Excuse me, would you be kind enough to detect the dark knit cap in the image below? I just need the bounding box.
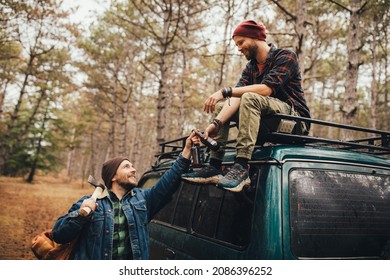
[101,156,128,188]
[232,20,267,41]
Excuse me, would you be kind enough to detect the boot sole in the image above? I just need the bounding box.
[182,175,222,184]
[220,177,251,192]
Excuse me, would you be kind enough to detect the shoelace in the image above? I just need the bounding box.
[224,166,244,180]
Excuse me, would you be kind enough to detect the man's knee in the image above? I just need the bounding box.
[240,92,268,110]
[241,92,263,101]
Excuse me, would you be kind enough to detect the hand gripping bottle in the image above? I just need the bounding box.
[193,129,220,151]
[190,145,202,167]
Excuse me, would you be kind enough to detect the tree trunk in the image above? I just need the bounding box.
[26,107,49,183]
[88,129,97,179]
[81,148,91,189]
[270,0,307,79]
[317,81,326,137]
[295,0,307,80]
[341,0,363,139]
[217,0,233,88]
[178,48,187,137]
[118,95,130,156]
[156,2,181,145]
[7,55,34,133]
[108,84,118,158]
[157,57,169,145]
[66,128,77,182]
[370,22,378,129]
[131,116,142,166]
[383,22,389,131]
[0,79,9,113]
[328,79,339,140]
[19,89,46,141]
[156,5,172,145]
[0,55,34,172]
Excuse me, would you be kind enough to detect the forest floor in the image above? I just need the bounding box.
[0,175,91,260]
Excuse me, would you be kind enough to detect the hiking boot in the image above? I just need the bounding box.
[181,165,222,184]
[217,163,250,192]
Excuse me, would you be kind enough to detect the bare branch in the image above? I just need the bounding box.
[328,0,352,13]
[139,61,160,81]
[269,0,297,20]
[357,1,370,14]
[269,0,313,26]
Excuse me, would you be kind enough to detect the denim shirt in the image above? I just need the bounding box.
[52,154,190,260]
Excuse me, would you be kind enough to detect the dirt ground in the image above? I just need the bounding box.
[0,175,91,260]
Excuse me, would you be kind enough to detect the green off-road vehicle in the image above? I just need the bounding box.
[138,114,390,259]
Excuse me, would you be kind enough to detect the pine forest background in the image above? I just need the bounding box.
[0,0,389,184]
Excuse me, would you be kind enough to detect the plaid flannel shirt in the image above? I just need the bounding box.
[236,43,311,120]
[109,191,133,260]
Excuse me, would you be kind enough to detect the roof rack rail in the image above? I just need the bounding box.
[154,114,390,166]
[265,114,390,155]
[152,136,188,167]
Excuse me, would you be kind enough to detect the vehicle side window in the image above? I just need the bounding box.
[173,183,197,228]
[192,185,223,237]
[153,182,197,228]
[139,175,176,224]
[289,169,390,258]
[192,167,257,247]
[152,166,258,247]
[217,190,254,246]
[153,183,180,224]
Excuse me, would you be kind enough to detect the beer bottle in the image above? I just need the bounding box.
[193,129,220,151]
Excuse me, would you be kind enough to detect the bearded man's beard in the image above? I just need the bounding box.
[245,44,258,61]
[117,180,137,191]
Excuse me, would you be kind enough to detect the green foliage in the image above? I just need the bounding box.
[2,124,59,177]
[0,0,77,181]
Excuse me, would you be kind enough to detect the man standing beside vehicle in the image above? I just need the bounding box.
[52,132,198,260]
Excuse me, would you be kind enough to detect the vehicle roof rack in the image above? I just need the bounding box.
[154,114,390,166]
[265,114,390,155]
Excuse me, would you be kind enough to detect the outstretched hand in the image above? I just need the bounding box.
[182,131,199,159]
[204,123,219,139]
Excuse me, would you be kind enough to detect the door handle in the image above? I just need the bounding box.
[165,248,176,260]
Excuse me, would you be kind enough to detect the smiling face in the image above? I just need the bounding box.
[113,160,138,190]
[233,35,259,61]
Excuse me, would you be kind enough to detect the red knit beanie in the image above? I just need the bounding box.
[101,156,129,188]
[232,20,267,41]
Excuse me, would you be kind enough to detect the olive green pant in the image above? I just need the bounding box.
[211,92,302,161]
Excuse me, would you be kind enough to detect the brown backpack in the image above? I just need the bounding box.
[31,229,78,260]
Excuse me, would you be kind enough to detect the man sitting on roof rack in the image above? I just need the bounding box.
[182,20,311,192]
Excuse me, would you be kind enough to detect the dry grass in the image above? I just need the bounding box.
[0,175,92,260]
